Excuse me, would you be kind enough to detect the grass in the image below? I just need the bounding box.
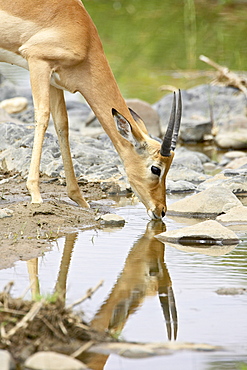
[83,0,247,103]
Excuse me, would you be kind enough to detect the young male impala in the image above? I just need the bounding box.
[0,0,181,220]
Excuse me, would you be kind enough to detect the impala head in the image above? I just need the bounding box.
[113,90,182,220]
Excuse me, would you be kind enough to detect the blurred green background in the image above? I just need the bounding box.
[83,0,247,103]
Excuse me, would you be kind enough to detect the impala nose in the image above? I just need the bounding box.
[148,208,166,220]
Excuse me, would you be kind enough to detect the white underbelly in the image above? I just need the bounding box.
[0,48,29,70]
[0,48,65,91]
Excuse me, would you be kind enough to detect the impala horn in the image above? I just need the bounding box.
[160,89,182,157]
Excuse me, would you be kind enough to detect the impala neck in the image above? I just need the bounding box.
[74,37,141,162]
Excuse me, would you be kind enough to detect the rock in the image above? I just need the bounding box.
[167,167,210,183]
[97,213,125,227]
[24,351,87,370]
[156,220,239,245]
[216,287,247,295]
[163,241,237,256]
[197,171,247,194]
[0,208,13,218]
[179,118,212,142]
[126,98,161,137]
[154,85,246,143]
[0,97,28,114]
[216,205,247,224]
[225,156,247,169]
[167,186,242,217]
[215,128,247,149]
[166,180,196,193]
[0,350,15,370]
[224,150,247,160]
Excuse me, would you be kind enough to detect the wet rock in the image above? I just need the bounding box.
[164,241,237,256]
[24,351,86,370]
[0,350,15,370]
[0,208,13,219]
[167,186,242,217]
[0,97,28,114]
[156,220,239,245]
[216,205,247,224]
[97,213,125,227]
[216,287,247,295]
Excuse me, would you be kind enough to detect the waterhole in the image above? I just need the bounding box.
[0,197,247,369]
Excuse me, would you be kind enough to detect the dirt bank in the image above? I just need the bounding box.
[0,170,107,269]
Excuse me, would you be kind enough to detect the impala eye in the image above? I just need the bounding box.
[151,166,161,177]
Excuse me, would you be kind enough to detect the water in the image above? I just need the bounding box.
[1,197,247,369]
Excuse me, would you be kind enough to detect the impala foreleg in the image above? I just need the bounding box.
[26,59,52,204]
[50,86,89,208]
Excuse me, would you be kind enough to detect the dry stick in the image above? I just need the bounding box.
[68,280,104,310]
[71,340,95,358]
[199,54,247,98]
[2,300,44,340]
[41,317,68,342]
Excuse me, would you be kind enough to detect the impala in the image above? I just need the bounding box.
[0,0,181,219]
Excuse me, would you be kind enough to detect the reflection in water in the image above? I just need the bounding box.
[26,222,177,369]
[27,223,177,340]
[90,220,177,341]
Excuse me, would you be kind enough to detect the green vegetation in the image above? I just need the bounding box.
[83,0,247,102]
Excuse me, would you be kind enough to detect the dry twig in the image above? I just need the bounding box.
[199,54,247,98]
[68,280,104,310]
[1,300,44,340]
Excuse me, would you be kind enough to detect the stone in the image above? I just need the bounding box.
[97,213,125,227]
[179,118,212,142]
[216,205,247,224]
[166,180,196,193]
[167,167,210,183]
[0,97,28,114]
[156,220,239,245]
[215,129,247,149]
[167,186,242,217]
[224,150,247,160]
[0,208,13,218]
[225,156,247,169]
[0,350,15,370]
[197,172,247,194]
[154,85,246,143]
[216,287,247,295]
[163,241,237,256]
[24,351,87,370]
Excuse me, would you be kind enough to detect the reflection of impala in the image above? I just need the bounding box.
[0,0,181,219]
[91,221,178,341]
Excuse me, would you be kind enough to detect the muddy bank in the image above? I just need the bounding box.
[0,170,109,270]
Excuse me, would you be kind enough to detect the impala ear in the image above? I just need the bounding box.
[128,107,149,135]
[112,108,137,146]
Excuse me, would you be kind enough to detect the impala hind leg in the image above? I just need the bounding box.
[50,86,89,208]
[26,59,52,204]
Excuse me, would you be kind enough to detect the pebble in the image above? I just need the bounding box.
[0,97,28,114]
[0,208,14,219]
[24,351,87,370]
[97,213,126,227]
[0,350,15,370]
